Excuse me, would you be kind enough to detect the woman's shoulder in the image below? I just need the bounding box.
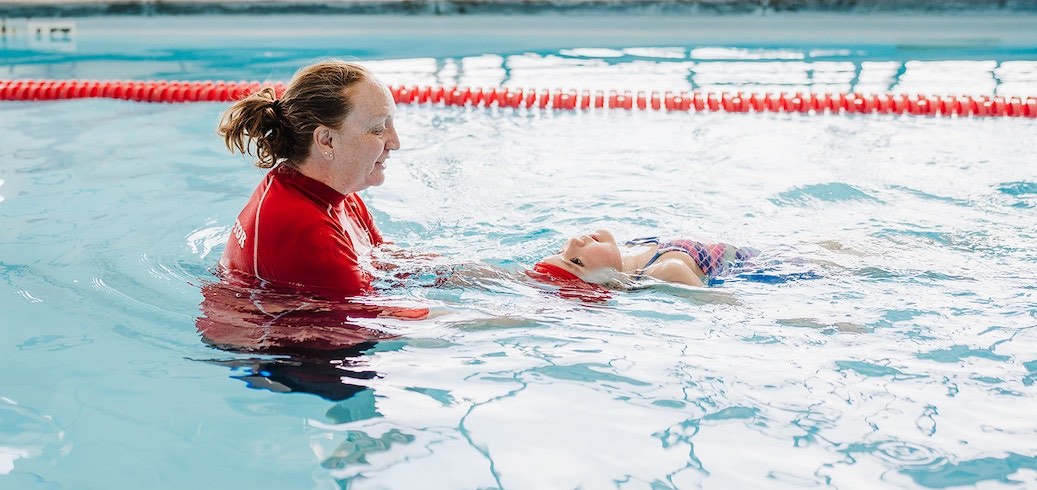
[243,186,343,256]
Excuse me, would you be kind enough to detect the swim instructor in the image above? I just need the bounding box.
[216,60,400,297]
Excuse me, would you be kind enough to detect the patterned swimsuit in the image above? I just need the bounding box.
[628,238,759,279]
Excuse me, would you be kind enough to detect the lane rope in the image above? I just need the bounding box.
[1,79,1035,118]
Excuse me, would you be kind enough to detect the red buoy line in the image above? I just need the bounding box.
[1,79,1035,118]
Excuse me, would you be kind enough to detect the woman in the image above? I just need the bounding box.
[217,60,400,297]
[531,229,759,289]
[199,60,426,353]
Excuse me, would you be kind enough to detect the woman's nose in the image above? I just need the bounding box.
[386,125,401,151]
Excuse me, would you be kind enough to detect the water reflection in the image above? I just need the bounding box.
[196,280,397,354]
[202,345,378,404]
[194,278,411,414]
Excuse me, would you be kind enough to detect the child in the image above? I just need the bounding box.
[530,229,759,289]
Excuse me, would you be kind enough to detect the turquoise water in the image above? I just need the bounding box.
[3,14,1037,490]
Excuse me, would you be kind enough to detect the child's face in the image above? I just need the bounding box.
[543,229,623,282]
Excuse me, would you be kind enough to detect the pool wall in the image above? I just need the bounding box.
[2,0,1037,17]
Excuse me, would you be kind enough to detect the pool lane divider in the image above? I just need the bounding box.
[1,79,1035,118]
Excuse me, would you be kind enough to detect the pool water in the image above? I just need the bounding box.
[2,13,1037,490]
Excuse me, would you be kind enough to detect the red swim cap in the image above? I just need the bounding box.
[530,262,581,282]
[526,262,611,303]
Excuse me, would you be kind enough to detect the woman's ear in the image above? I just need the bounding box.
[310,126,336,160]
[314,126,333,147]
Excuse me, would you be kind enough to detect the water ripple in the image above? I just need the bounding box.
[916,345,1010,363]
[875,441,945,467]
[770,183,881,206]
[0,397,68,476]
[900,453,1037,488]
[997,181,1037,197]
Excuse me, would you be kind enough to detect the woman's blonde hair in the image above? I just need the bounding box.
[217,60,371,168]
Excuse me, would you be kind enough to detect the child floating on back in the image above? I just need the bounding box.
[530,229,759,289]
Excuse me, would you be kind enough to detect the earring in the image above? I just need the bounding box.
[324,151,332,158]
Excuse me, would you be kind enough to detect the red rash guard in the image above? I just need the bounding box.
[220,166,384,297]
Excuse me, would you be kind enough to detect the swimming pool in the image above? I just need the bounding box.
[2,12,1037,489]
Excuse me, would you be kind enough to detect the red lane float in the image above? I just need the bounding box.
[0,79,1034,118]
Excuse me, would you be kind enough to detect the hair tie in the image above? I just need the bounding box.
[270,99,283,117]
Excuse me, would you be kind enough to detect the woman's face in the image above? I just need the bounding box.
[324,78,401,194]
[543,229,623,282]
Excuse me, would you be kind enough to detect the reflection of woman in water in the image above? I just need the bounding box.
[205,341,378,404]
